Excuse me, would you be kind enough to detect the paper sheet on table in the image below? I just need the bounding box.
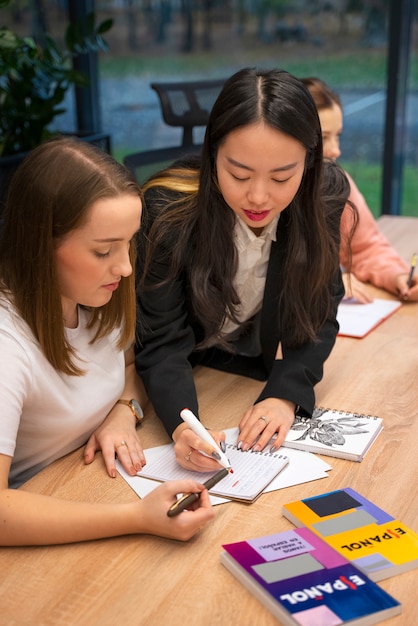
[116,428,331,505]
[337,298,401,338]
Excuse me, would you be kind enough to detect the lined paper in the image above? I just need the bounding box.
[136,442,289,501]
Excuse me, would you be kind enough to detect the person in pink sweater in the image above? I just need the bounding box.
[302,77,418,303]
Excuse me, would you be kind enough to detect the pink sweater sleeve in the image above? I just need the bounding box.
[339,172,409,294]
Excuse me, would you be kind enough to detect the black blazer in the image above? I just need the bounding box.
[135,188,344,437]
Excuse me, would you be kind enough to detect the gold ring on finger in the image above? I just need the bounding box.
[185,450,193,462]
[116,440,128,450]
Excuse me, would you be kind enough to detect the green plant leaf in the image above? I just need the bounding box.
[0,6,112,155]
[97,19,114,35]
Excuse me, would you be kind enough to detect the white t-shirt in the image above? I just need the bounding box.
[0,298,125,487]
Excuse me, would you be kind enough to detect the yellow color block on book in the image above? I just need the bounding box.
[283,487,418,582]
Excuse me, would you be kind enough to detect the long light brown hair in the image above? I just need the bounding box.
[300,76,342,112]
[0,137,141,375]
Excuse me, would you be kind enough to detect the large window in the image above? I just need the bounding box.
[2,0,417,215]
[404,2,418,216]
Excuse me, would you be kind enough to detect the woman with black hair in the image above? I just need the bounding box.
[135,67,351,473]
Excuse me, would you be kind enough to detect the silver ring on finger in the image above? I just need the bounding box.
[259,416,269,426]
[116,440,128,450]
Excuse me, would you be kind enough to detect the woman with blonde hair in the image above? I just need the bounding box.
[301,76,417,303]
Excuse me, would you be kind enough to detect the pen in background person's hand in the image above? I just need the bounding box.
[407,252,417,289]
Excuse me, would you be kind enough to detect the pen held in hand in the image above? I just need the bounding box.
[407,252,417,289]
[167,468,229,517]
[180,408,232,472]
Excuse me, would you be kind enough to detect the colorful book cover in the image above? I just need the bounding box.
[221,527,401,626]
[282,487,418,581]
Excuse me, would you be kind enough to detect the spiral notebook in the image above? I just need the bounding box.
[133,442,289,503]
[282,407,383,462]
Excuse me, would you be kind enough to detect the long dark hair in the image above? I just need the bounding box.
[141,68,344,347]
[0,137,141,374]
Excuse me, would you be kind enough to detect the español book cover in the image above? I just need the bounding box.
[282,487,418,581]
[221,526,400,625]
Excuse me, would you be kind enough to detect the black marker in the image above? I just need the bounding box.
[167,468,229,517]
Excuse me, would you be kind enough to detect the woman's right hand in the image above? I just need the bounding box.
[136,479,214,541]
[172,424,227,472]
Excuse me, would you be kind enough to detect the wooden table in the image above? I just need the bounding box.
[377,215,417,264]
[1,217,417,626]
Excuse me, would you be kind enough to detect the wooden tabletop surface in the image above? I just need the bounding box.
[1,216,417,626]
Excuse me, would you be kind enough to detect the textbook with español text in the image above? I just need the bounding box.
[221,527,401,626]
[282,487,418,582]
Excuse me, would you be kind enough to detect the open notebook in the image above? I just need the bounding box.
[133,442,289,503]
[116,430,332,506]
[337,298,402,338]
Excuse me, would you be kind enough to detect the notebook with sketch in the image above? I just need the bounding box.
[337,298,402,338]
[282,408,382,462]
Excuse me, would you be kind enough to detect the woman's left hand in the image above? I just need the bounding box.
[84,403,146,478]
[237,398,296,453]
